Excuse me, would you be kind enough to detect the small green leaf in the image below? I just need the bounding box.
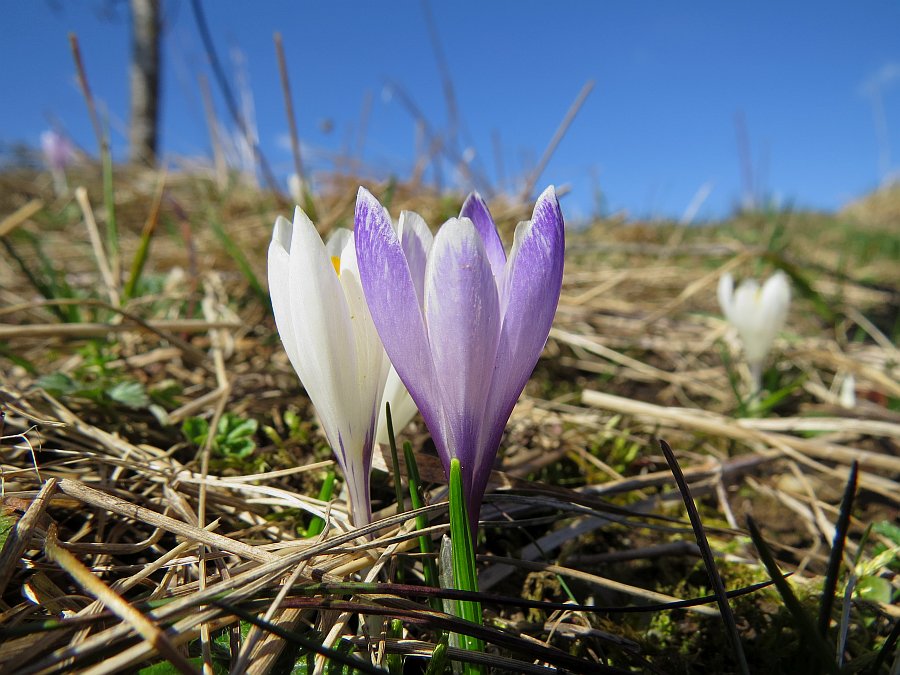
[873,520,900,545]
[0,511,17,549]
[37,373,77,395]
[107,380,150,409]
[182,417,210,446]
[855,546,900,578]
[855,576,894,604]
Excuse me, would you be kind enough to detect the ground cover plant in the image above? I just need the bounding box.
[0,152,898,673]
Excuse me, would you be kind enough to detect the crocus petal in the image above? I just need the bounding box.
[268,216,303,375]
[269,208,378,526]
[355,188,442,439]
[284,208,359,449]
[397,210,433,313]
[375,366,419,446]
[460,191,506,282]
[717,273,735,324]
[338,238,389,424]
[424,217,502,477]
[730,279,759,332]
[326,228,353,259]
[759,271,791,328]
[474,186,565,510]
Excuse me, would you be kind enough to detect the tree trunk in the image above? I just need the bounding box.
[129,0,161,165]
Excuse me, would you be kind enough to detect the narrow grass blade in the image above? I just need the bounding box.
[386,618,404,675]
[772,255,836,323]
[659,439,749,675]
[864,616,900,675]
[746,515,839,675]
[211,600,387,675]
[124,171,167,300]
[448,458,484,666]
[1,236,80,322]
[385,403,406,513]
[101,128,120,282]
[403,441,440,599]
[284,577,781,616]
[209,217,268,306]
[817,460,858,637]
[423,634,449,675]
[305,469,336,538]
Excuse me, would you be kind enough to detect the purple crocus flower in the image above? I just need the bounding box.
[40,130,74,172]
[41,130,75,196]
[355,186,565,530]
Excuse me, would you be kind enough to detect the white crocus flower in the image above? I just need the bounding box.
[717,270,791,394]
[268,207,413,527]
[839,374,856,409]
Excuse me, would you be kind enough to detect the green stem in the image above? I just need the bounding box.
[449,458,484,666]
[404,442,441,608]
[305,469,336,537]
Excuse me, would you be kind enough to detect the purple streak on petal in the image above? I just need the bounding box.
[354,188,444,453]
[424,218,501,480]
[338,430,373,527]
[470,186,565,521]
[460,191,506,283]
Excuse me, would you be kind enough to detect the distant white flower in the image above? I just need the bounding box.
[839,374,856,409]
[717,270,791,393]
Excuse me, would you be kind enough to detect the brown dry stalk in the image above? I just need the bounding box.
[44,523,198,675]
[0,477,58,596]
[57,479,277,564]
[581,389,900,482]
[0,198,43,238]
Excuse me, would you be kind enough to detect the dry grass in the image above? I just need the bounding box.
[0,162,898,673]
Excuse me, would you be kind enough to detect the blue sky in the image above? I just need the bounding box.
[3,1,900,222]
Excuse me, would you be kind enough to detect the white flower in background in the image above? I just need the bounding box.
[268,208,414,527]
[717,270,791,394]
[839,374,856,409]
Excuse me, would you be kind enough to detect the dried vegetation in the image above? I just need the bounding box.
[0,163,898,673]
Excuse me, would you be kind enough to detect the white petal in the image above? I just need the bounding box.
[326,227,353,259]
[397,210,433,313]
[268,215,302,375]
[717,273,735,324]
[759,271,791,330]
[375,366,418,446]
[339,235,389,423]
[285,207,359,454]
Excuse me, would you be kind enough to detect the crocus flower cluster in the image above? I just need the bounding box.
[355,186,565,529]
[267,207,414,527]
[717,270,791,393]
[269,187,565,533]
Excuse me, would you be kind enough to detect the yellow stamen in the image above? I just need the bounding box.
[331,256,341,276]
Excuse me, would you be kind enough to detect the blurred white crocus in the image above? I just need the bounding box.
[40,130,74,196]
[268,208,413,527]
[717,270,791,394]
[839,374,856,409]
